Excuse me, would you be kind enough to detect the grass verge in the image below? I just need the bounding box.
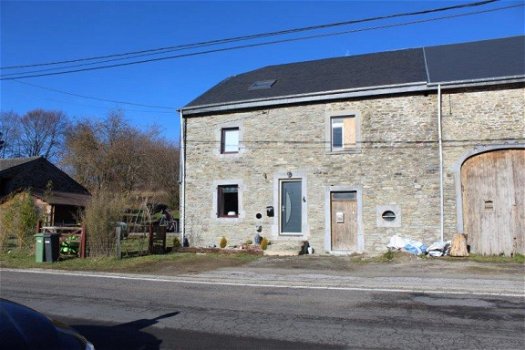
[0,249,260,274]
[376,250,525,264]
[467,253,524,264]
[1,249,522,275]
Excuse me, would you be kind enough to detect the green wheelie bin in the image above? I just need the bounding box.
[34,233,45,263]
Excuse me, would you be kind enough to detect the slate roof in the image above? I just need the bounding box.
[0,157,40,173]
[0,157,90,198]
[425,36,525,83]
[184,36,524,111]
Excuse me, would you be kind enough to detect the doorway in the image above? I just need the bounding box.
[461,149,524,255]
[330,191,358,251]
[280,179,302,234]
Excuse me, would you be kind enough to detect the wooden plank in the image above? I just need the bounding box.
[331,193,357,251]
[80,224,86,259]
[462,149,524,256]
[343,117,356,146]
[511,149,525,255]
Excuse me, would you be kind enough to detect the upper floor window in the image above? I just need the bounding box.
[221,127,239,154]
[331,116,356,151]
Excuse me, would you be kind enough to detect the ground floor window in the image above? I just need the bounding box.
[217,185,239,217]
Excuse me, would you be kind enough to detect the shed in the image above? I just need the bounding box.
[0,157,90,226]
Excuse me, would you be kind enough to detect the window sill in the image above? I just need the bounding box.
[215,217,242,224]
[327,148,361,155]
[216,152,243,159]
[279,232,304,237]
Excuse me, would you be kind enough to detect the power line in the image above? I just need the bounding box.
[40,95,177,114]
[1,3,520,81]
[2,4,519,112]
[11,80,177,110]
[0,0,500,71]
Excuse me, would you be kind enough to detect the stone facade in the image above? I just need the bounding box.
[183,84,525,255]
[441,86,525,236]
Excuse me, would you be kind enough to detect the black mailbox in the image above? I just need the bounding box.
[266,206,274,217]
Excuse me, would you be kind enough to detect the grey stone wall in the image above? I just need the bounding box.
[183,85,525,254]
[441,86,525,236]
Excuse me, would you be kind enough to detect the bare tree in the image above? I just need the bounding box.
[0,109,69,160]
[19,109,69,160]
[63,111,180,206]
[64,111,149,192]
[0,111,22,158]
[63,120,103,190]
[144,138,180,207]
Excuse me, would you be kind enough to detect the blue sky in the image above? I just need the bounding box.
[1,1,523,142]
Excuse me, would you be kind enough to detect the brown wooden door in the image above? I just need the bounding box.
[461,149,524,256]
[331,192,358,251]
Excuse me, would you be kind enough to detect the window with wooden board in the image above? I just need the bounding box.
[331,116,356,151]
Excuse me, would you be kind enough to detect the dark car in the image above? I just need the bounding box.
[0,299,94,350]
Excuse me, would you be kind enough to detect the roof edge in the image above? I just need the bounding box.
[0,156,42,174]
[181,77,524,116]
[180,81,427,114]
[427,75,525,86]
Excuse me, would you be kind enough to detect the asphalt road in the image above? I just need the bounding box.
[1,269,524,349]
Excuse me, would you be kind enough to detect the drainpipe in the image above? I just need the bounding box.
[179,110,186,243]
[437,84,444,243]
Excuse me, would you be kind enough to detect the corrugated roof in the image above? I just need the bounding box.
[183,36,525,112]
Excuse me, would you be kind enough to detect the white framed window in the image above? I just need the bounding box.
[221,127,239,154]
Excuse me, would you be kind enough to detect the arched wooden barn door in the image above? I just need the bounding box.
[461,149,524,256]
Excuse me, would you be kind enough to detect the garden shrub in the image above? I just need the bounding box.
[173,236,181,249]
[219,236,227,248]
[0,191,40,250]
[260,237,269,250]
[0,214,5,250]
[82,190,127,257]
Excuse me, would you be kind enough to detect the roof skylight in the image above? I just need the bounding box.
[248,79,276,90]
